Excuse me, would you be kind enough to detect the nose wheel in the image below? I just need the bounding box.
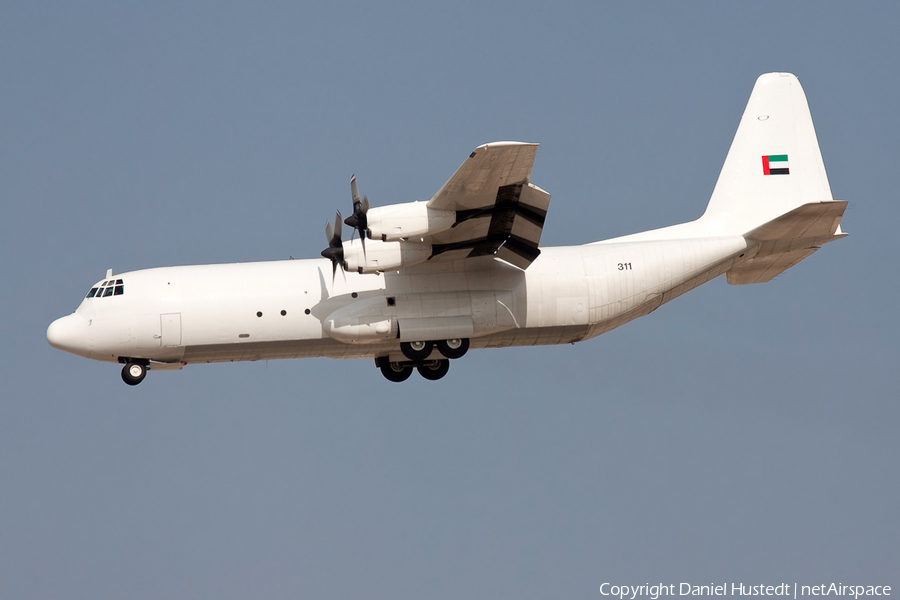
[121,361,147,386]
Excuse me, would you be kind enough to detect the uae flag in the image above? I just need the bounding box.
[762,154,789,175]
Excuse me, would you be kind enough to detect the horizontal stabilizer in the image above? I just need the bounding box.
[726,248,819,285]
[745,200,847,245]
[726,201,847,284]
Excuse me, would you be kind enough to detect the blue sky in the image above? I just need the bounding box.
[2,2,898,598]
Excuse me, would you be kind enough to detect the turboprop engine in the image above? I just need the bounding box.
[341,238,432,274]
[365,201,455,242]
[323,177,458,275]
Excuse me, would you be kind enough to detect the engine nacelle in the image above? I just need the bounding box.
[343,239,432,274]
[323,297,397,343]
[366,201,455,242]
[324,318,396,344]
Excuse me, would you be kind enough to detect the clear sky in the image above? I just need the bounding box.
[2,2,898,598]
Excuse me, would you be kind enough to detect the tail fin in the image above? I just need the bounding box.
[703,73,836,232]
[701,72,847,283]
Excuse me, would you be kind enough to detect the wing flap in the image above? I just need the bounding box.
[428,180,550,269]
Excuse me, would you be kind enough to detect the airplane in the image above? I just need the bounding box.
[47,73,847,385]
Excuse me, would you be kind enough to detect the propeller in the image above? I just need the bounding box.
[344,175,370,255]
[321,210,344,282]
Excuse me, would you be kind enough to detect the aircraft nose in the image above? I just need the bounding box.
[47,313,91,357]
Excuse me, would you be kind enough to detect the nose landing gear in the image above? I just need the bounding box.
[120,361,147,386]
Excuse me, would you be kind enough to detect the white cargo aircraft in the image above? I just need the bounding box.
[48,73,847,385]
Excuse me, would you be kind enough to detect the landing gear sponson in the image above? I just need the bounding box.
[378,338,469,382]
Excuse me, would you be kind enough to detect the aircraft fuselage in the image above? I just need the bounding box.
[48,235,749,371]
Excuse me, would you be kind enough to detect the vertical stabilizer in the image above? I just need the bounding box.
[702,73,835,236]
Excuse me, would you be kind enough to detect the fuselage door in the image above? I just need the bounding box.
[160,313,182,347]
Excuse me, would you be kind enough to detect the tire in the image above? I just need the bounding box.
[436,338,469,359]
[400,340,433,361]
[379,358,413,382]
[121,362,147,386]
[417,359,450,381]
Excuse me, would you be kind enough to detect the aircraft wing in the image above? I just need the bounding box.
[424,142,550,269]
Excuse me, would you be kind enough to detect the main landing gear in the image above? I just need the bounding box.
[399,338,469,361]
[378,357,451,382]
[379,338,469,382]
[417,359,450,380]
[379,358,414,382]
[121,361,147,386]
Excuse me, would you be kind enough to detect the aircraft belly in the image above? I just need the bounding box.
[180,337,376,363]
[179,325,595,364]
[474,325,591,348]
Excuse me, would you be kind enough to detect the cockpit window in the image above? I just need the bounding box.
[86,279,125,298]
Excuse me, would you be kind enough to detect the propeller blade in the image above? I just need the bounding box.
[345,176,369,261]
[321,211,345,285]
[332,210,343,246]
[350,175,361,206]
[359,216,367,260]
[344,177,369,237]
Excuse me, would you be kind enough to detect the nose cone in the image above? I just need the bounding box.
[47,313,91,358]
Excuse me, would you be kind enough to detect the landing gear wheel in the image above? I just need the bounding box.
[417,359,450,381]
[121,362,147,386]
[400,340,433,361]
[436,338,469,359]
[379,358,413,383]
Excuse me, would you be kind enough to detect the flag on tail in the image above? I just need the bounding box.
[762,154,789,175]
